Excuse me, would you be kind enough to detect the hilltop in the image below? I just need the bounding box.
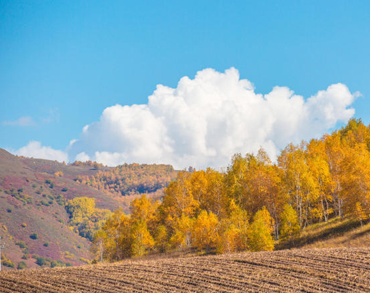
[0,149,176,270]
[1,247,370,292]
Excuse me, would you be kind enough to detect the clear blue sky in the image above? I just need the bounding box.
[0,0,369,162]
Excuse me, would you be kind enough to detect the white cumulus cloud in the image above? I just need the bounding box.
[13,141,68,163]
[66,67,357,169]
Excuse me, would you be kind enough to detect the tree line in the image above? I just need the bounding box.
[91,119,370,261]
[75,164,177,197]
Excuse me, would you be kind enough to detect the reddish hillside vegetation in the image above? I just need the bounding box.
[0,149,176,270]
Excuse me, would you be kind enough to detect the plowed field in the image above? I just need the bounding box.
[1,247,370,292]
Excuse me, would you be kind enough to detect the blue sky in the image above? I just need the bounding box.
[0,1,369,168]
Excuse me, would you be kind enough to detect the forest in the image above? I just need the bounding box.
[90,119,370,262]
[75,163,177,197]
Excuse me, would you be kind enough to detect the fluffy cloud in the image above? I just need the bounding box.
[68,68,357,169]
[13,141,68,163]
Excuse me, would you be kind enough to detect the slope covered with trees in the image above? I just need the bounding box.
[74,163,177,201]
[92,119,370,261]
[0,152,176,270]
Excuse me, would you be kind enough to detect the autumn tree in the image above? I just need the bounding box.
[248,207,274,252]
[278,143,320,228]
[226,149,283,238]
[340,143,370,219]
[159,171,199,235]
[190,168,227,217]
[191,210,219,252]
[66,197,111,240]
[90,230,108,263]
[131,220,155,257]
[306,138,333,222]
[130,194,159,233]
[324,132,345,218]
[169,214,193,249]
[279,204,300,243]
[217,200,249,253]
[155,225,169,253]
[66,197,96,224]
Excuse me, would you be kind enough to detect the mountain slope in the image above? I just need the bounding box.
[0,149,176,270]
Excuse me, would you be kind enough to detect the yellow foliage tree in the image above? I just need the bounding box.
[155,225,169,253]
[191,210,219,252]
[169,214,193,249]
[248,207,274,252]
[226,150,283,238]
[279,204,300,243]
[130,194,159,233]
[131,220,155,257]
[66,197,96,224]
[340,143,370,219]
[98,208,131,261]
[217,200,250,253]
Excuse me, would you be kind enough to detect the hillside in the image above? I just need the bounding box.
[278,216,370,250]
[0,149,176,270]
[1,247,370,292]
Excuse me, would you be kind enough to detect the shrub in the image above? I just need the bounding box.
[55,171,64,177]
[30,233,38,240]
[50,260,67,268]
[1,254,15,268]
[36,256,46,266]
[17,261,27,270]
[6,208,12,213]
[45,179,51,185]
[16,241,27,249]
[18,188,23,193]
[79,257,90,264]
[56,194,65,206]
[61,187,68,192]
[43,242,49,247]
[11,193,33,204]
[40,200,49,206]
[21,223,27,228]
